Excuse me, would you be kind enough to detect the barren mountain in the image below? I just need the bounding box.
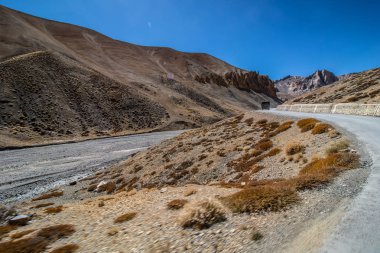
[0,5,278,148]
[275,70,339,100]
[288,68,380,104]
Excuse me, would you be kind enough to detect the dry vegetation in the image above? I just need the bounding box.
[179,200,227,229]
[32,191,63,201]
[44,206,64,214]
[114,212,137,223]
[5,113,362,252]
[49,244,79,253]
[0,224,75,253]
[167,199,189,210]
[221,185,299,213]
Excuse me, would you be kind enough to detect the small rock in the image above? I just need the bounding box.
[107,227,119,236]
[160,187,167,193]
[69,181,77,186]
[127,189,137,196]
[8,214,31,226]
[98,201,105,207]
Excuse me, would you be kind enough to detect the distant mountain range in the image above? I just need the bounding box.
[275,69,347,100]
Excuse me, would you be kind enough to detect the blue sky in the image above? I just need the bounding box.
[2,0,379,79]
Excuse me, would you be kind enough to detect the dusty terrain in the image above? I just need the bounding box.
[287,68,380,104]
[0,112,368,253]
[0,130,182,204]
[0,5,279,148]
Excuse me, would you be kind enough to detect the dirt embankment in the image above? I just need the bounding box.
[0,112,368,253]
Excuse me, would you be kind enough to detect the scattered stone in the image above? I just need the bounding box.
[160,187,168,193]
[69,181,77,186]
[8,214,31,226]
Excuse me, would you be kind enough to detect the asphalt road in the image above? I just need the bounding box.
[268,110,380,253]
[0,130,183,203]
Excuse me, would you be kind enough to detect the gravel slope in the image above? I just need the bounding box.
[0,130,183,203]
[268,110,380,253]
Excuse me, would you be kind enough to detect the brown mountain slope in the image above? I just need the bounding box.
[288,68,380,104]
[0,5,278,147]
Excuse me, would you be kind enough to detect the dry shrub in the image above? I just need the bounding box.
[44,206,63,214]
[311,123,332,135]
[267,148,281,157]
[198,154,207,161]
[251,230,264,241]
[268,121,293,136]
[49,244,79,253]
[296,118,320,132]
[0,225,18,240]
[114,212,137,223]
[32,191,63,201]
[221,185,299,213]
[167,199,189,210]
[326,140,350,154]
[257,119,267,125]
[10,229,36,239]
[0,224,75,253]
[255,139,273,151]
[300,152,358,176]
[179,200,227,229]
[244,118,254,125]
[285,143,305,155]
[184,188,197,197]
[32,203,54,209]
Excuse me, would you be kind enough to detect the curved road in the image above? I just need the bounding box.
[269,110,380,253]
[0,130,183,203]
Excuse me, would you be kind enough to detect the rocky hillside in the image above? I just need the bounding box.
[275,70,339,100]
[0,5,278,147]
[287,68,380,104]
[2,112,366,252]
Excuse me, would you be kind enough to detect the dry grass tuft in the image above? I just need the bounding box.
[311,123,333,135]
[179,200,227,229]
[257,119,268,125]
[0,224,75,253]
[326,140,350,154]
[10,229,36,239]
[251,230,264,241]
[44,206,64,214]
[114,212,137,223]
[32,191,63,201]
[184,188,197,197]
[167,199,189,210]
[255,139,273,151]
[49,244,79,253]
[297,118,320,132]
[267,148,281,157]
[221,185,299,213]
[0,225,18,240]
[268,121,293,136]
[244,118,254,125]
[285,143,305,156]
[32,203,54,209]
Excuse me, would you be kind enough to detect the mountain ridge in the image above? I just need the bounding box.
[0,5,278,147]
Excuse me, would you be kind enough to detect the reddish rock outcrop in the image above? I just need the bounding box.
[195,70,277,98]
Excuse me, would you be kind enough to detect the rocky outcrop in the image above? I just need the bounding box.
[195,70,277,98]
[275,70,339,99]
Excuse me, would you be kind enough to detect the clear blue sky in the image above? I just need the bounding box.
[2,0,379,79]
